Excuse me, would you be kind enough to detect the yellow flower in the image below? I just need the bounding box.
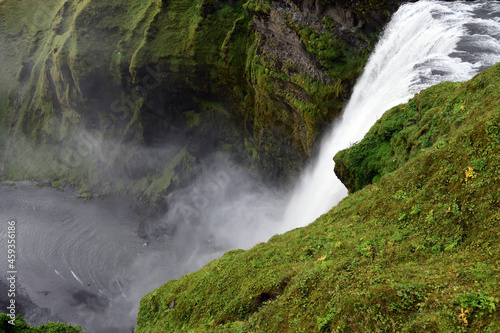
[458,308,472,326]
[316,255,326,262]
[465,166,477,182]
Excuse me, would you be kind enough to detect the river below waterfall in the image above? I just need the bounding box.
[2,1,500,332]
[0,182,219,332]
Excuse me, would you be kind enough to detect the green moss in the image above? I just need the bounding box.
[0,314,83,332]
[136,64,500,333]
[141,147,192,203]
[334,66,500,193]
[243,0,271,15]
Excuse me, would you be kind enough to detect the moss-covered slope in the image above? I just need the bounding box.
[334,61,500,194]
[0,0,402,203]
[136,64,500,332]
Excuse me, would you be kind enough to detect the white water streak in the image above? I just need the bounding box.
[71,269,85,287]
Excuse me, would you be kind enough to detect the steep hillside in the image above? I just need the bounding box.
[136,63,500,332]
[0,0,402,204]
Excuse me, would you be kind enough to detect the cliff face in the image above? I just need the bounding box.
[136,63,500,333]
[0,0,402,203]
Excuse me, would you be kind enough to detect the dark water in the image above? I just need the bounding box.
[0,182,220,332]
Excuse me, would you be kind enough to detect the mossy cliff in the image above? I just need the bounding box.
[0,0,402,203]
[136,64,500,332]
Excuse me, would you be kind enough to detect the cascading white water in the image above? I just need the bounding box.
[281,0,500,231]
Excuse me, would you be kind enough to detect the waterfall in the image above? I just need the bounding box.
[281,0,500,231]
[2,2,500,332]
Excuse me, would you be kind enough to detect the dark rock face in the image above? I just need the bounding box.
[253,5,328,81]
[241,0,404,182]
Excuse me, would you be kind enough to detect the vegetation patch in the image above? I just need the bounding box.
[0,314,83,333]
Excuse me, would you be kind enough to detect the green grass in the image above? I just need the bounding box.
[0,314,83,332]
[136,63,500,332]
[334,66,500,193]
